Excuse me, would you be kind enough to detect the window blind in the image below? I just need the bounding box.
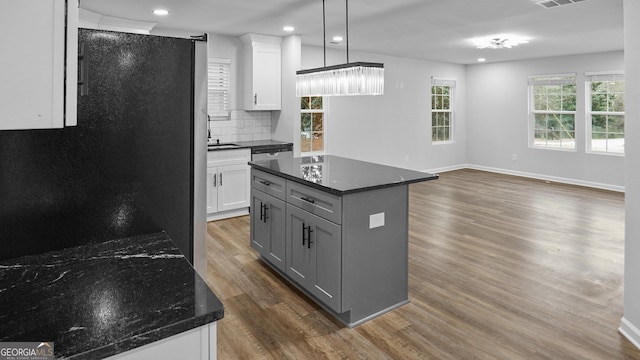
[431,77,456,88]
[528,73,576,86]
[208,58,230,117]
[585,71,624,82]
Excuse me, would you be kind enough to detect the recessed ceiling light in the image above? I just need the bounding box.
[283,26,295,32]
[153,9,169,16]
[332,36,344,42]
[477,58,486,62]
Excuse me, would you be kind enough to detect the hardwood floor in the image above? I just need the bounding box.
[206,169,640,359]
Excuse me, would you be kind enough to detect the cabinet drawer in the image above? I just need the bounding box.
[251,169,286,200]
[287,181,342,224]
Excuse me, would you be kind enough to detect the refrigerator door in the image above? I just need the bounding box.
[0,29,196,261]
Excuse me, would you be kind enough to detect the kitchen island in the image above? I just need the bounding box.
[0,232,223,359]
[248,155,437,327]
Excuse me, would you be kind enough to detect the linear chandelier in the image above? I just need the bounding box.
[296,0,384,97]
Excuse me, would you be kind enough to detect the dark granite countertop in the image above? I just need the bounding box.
[249,155,438,195]
[0,232,223,359]
[207,139,292,152]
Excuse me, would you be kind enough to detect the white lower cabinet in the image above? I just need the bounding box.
[207,149,250,221]
[106,322,217,360]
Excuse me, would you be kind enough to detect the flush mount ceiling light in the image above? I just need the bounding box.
[296,0,384,97]
[473,35,530,49]
[283,25,295,32]
[152,9,169,16]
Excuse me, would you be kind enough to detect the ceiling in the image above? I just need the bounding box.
[78,0,624,65]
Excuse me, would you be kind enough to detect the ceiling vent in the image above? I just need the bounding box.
[536,0,587,9]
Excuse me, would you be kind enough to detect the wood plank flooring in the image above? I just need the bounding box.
[206,169,640,359]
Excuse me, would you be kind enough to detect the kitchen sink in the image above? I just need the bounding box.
[207,143,240,150]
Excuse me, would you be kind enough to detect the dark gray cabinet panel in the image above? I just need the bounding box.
[251,169,286,200]
[286,203,342,313]
[286,180,342,224]
[250,189,286,272]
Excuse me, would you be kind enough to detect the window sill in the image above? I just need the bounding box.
[432,140,455,146]
[529,145,577,152]
[586,151,625,157]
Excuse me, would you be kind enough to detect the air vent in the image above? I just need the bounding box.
[536,0,587,8]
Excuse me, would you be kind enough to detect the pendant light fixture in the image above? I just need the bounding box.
[296,0,384,97]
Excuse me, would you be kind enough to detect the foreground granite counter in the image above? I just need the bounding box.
[248,155,437,327]
[0,232,223,359]
[249,154,438,195]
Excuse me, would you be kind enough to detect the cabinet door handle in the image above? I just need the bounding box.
[213,173,217,187]
[219,173,223,186]
[300,196,315,204]
[259,202,264,221]
[263,204,269,222]
[254,93,257,105]
[258,180,270,186]
[302,223,307,246]
[307,227,313,249]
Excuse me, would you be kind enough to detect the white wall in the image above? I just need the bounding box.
[301,46,467,172]
[466,51,625,190]
[272,35,301,146]
[621,0,640,349]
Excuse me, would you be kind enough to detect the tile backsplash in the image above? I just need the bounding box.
[208,110,271,143]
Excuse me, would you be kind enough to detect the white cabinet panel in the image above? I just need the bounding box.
[206,149,250,220]
[1,0,77,130]
[217,163,250,212]
[241,34,281,111]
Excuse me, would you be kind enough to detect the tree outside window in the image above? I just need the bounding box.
[587,73,624,155]
[431,78,455,143]
[529,74,577,150]
[301,96,324,153]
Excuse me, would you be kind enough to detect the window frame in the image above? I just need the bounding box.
[430,77,455,144]
[300,96,326,155]
[585,71,625,156]
[207,58,231,118]
[528,73,577,152]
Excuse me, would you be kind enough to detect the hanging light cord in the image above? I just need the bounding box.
[346,0,349,64]
[323,0,326,67]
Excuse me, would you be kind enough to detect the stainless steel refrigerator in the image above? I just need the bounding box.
[0,29,207,265]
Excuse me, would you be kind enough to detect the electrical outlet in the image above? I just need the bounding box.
[512,153,518,161]
[369,212,385,229]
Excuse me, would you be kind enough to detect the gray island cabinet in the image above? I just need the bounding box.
[249,155,437,327]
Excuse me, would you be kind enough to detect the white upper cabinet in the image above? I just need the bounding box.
[1,0,78,130]
[240,34,281,111]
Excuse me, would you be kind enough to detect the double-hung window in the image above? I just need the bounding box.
[431,78,455,143]
[586,72,625,155]
[300,96,324,154]
[529,74,577,150]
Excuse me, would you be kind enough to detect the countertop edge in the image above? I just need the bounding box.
[207,140,293,152]
[70,312,224,360]
[249,161,439,196]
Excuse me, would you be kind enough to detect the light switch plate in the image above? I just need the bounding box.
[369,212,385,229]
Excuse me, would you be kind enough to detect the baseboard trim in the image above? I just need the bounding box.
[620,317,640,351]
[207,208,249,222]
[423,164,468,175]
[421,164,624,193]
